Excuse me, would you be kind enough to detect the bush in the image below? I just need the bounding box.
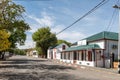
[14,49,26,55]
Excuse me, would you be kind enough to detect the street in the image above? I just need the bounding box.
[0,56,120,80]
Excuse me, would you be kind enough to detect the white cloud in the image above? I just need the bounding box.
[29,24,40,33]
[57,31,86,43]
[51,24,65,33]
[17,32,35,49]
[51,25,87,43]
[18,41,35,49]
[48,6,53,9]
[25,12,55,33]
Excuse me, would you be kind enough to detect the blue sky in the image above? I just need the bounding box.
[14,0,119,49]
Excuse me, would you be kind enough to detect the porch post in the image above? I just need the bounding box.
[92,49,96,66]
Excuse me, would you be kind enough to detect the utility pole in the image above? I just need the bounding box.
[113,5,120,74]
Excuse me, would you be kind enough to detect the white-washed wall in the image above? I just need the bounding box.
[89,40,105,49]
[60,59,73,64]
[77,61,95,67]
[56,52,61,59]
[55,43,69,60]
[47,50,50,59]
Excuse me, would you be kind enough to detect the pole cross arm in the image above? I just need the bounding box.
[113,5,120,9]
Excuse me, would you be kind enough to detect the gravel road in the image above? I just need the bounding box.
[0,56,119,80]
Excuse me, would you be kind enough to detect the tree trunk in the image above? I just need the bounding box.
[41,47,47,58]
[1,51,5,60]
[0,51,2,59]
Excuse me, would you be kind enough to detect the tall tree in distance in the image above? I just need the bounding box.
[32,27,57,58]
[0,0,30,48]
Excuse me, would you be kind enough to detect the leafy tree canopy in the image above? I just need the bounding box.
[0,29,11,51]
[0,0,30,48]
[32,27,57,57]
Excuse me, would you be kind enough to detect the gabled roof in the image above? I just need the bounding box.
[48,43,68,49]
[48,45,58,49]
[86,31,118,42]
[63,44,100,52]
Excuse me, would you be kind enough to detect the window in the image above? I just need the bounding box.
[81,51,84,61]
[88,51,92,61]
[33,52,36,55]
[77,52,79,60]
[74,51,77,60]
[62,45,66,50]
[64,53,66,59]
[112,45,117,49]
[68,53,70,60]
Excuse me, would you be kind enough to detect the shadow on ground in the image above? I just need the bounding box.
[0,58,76,71]
[0,64,75,71]
[0,71,91,80]
[1,59,48,64]
[0,58,89,80]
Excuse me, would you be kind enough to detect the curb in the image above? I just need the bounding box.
[53,60,120,75]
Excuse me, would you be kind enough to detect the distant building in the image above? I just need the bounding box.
[61,31,118,68]
[47,43,69,60]
[26,49,38,58]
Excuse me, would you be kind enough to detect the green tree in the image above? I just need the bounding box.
[35,47,42,55]
[57,40,71,46]
[0,29,11,51]
[32,27,57,58]
[0,0,30,48]
[14,49,26,55]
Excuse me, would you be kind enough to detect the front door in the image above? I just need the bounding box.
[73,51,77,64]
[88,51,92,61]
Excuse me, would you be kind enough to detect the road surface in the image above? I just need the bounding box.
[0,56,120,80]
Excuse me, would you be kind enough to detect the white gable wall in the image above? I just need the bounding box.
[47,43,69,60]
[88,40,105,49]
[78,40,87,46]
[55,43,69,60]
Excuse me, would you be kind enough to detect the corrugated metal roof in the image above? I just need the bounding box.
[63,44,100,52]
[86,31,118,42]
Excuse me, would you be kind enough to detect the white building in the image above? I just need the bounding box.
[26,50,39,58]
[47,43,69,60]
[61,31,118,68]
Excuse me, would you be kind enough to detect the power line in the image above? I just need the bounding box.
[105,9,117,31]
[117,0,120,5]
[56,0,109,35]
[13,0,52,1]
[105,0,119,31]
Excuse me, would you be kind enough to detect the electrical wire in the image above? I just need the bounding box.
[117,0,120,5]
[105,0,119,31]
[13,0,52,1]
[56,0,109,35]
[105,9,117,31]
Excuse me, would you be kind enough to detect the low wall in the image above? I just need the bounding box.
[77,61,95,67]
[60,59,73,64]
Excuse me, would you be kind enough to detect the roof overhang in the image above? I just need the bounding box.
[63,44,101,52]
